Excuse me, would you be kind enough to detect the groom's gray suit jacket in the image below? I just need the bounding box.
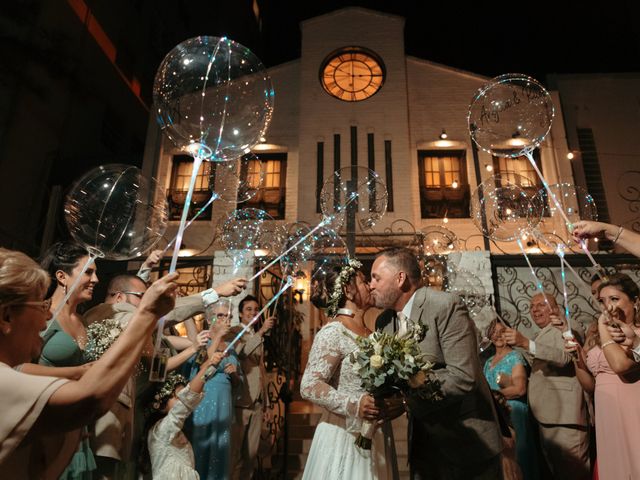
[381,287,503,466]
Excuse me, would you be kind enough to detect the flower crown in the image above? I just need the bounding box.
[151,372,188,411]
[326,258,363,317]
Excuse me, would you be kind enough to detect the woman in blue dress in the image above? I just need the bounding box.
[483,320,539,480]
[184,300,243,480]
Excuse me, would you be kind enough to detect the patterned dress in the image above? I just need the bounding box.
[484,349,539,480]
[300,321,397,480]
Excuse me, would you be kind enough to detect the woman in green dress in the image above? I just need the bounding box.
[39,242,100,479]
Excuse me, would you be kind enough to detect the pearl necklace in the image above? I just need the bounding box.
[336,308,355,317]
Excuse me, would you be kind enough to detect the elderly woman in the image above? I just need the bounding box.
[483,320,538,480]
[0,248,177,478]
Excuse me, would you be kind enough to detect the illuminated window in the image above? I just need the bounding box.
[168,155,212,221]
[240,153,287,219]
[492,149,544,193]
[418,151,469,219]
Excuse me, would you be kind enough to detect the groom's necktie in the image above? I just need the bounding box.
[397,312,408,337]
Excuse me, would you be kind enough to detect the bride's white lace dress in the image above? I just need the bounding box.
[300,321,398,480]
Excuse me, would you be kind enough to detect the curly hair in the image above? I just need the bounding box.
[39,242,89,298]
[310,263,345,310]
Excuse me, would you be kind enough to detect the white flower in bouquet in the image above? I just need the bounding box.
[370,354,384,369]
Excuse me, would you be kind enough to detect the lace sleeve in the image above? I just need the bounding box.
[155,385,203,441]
[300,324,360,419]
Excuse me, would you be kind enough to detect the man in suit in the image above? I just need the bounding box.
[231,295,274,480]
[503,293,590,480]
[369,248,503,480]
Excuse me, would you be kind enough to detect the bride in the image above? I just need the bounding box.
[300,259,398,479]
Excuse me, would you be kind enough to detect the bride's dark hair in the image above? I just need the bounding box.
[310,263,346,310]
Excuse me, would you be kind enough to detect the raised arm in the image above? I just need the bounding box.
[573,220,640,258]
[30,273,178,436]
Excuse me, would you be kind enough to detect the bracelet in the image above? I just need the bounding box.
[612,225,624,245]
[601,340,616,349]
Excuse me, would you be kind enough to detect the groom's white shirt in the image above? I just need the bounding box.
[398,290,417,337]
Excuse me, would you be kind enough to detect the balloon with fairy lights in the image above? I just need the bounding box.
[421,225,460,256]
[153,36,274,162]
[535,183,598,245]
[445,267,487,317]
[470,174,543,243]
[468,73,554,158]
[221,208,273,272]
[279,224,347,278]
[208,153,265,203]
[320,167,388,230]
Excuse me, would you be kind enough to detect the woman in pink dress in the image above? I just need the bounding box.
[570,273,640,480]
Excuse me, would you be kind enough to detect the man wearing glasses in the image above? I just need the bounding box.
[84,272,246,479]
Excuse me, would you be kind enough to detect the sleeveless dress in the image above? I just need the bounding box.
[484,350,539,480]
[40,319,97,479]
[300,322,398,480]
[586,346,640,480]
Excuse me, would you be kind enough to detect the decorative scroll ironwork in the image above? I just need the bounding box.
[617,170,640,232]
[254,265,303,479]
[494,256,640,335]
[157,257,213,295]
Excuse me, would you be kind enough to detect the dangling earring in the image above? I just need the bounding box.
[64,284,68,295]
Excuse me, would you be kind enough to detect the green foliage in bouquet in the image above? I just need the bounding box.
[347,328,442,401]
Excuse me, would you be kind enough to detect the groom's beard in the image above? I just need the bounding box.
[372,289,399,310]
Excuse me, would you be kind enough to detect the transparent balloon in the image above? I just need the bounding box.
[209,153,264,203]
[468,73,554,158]
[153,36,274,161]
[320,167,388,230]
[535,183,597,243]
[445,267,487,317]
[221,208,273,271]
[64,164,168,260]
[420,256,446,290]
[471,174,543,242]
[421,225,460,255]
[279,224,347,279]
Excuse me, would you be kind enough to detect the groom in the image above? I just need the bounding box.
[370,248,503,480]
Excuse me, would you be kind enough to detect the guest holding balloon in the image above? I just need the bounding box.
[184,299,243,480]
[39,241,100,479]
[504,293,589,480]
[0,247,178,478]
[483,320,539,480]
[568,273,640,479]
[572,220,640,258]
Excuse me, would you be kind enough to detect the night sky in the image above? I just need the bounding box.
[252,0,640,81]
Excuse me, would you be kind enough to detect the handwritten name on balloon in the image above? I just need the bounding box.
[477,84,549,127]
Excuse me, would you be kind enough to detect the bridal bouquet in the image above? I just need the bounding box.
[85,318,143,371]
[85,318,124,361]
[348,324,442,449]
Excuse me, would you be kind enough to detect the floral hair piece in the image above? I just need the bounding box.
[326,258,363,317]
[151,372,188,411]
